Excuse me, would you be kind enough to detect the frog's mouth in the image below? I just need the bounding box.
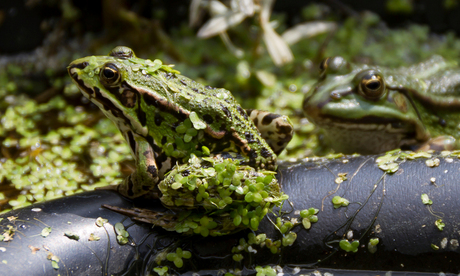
[312,115,431,154]
[315,115,427,142]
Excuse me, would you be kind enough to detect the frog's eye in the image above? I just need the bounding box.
[100,63,121,86]
[109,46,135,59]
[319,56,351,77]
[357,70,386,100]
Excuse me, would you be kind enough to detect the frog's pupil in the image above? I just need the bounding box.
[104,68,115,79]
[366,80,380,90]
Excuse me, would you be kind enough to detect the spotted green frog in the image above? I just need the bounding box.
[303,56,460,154]
[68,46,293,236]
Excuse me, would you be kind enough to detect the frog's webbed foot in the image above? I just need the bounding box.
[102,204,177,228]
[245,109,294,154]
[417,135,459,152]
[96,175,161,200]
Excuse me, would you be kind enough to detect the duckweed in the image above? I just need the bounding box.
[48,253,60,270]
[421,194,433,205]
[255,266,277,276]
[332,196,349,209]
[339,239,359,253]
[0,93,131,211]
[282,232,297,246]
[153,266,169,276]
[114,222,129,245]
[166,247,192,268]
[88,233,101,241]
[64,231,80,241]
[300,208,319,229]
[435,219,445,231]
[41,227,52,237]
[158,155,287,236]
[367,238,379,253]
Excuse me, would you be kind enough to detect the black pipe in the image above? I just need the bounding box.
[1,154,459,275]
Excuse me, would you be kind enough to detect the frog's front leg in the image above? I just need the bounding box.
[117,131,160,198]
[246,109,294,154]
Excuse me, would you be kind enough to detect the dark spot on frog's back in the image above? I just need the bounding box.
[260,147,272,158]
[180,79,187,86]
[439,118,446,126]
[237,106,248,120]
[165,72,176,79]
[248,149,258,164]
[203,114,214,124]
[262,113,280,125]
[220,104,232,119]
[245,131,256,143]
[154,113,163,126]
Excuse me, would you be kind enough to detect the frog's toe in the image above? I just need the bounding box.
[417,135,458,152]
[102,204,177,228]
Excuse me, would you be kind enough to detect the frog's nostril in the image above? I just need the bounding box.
[68,62,89,78]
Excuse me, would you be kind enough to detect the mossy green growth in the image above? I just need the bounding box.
[158,155,288,236]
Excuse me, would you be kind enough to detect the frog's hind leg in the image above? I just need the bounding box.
[246,109,294,154]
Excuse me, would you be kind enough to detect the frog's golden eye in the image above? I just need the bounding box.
[357,70,386,100]
[319,56,351,77]
[100,63,121,86]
